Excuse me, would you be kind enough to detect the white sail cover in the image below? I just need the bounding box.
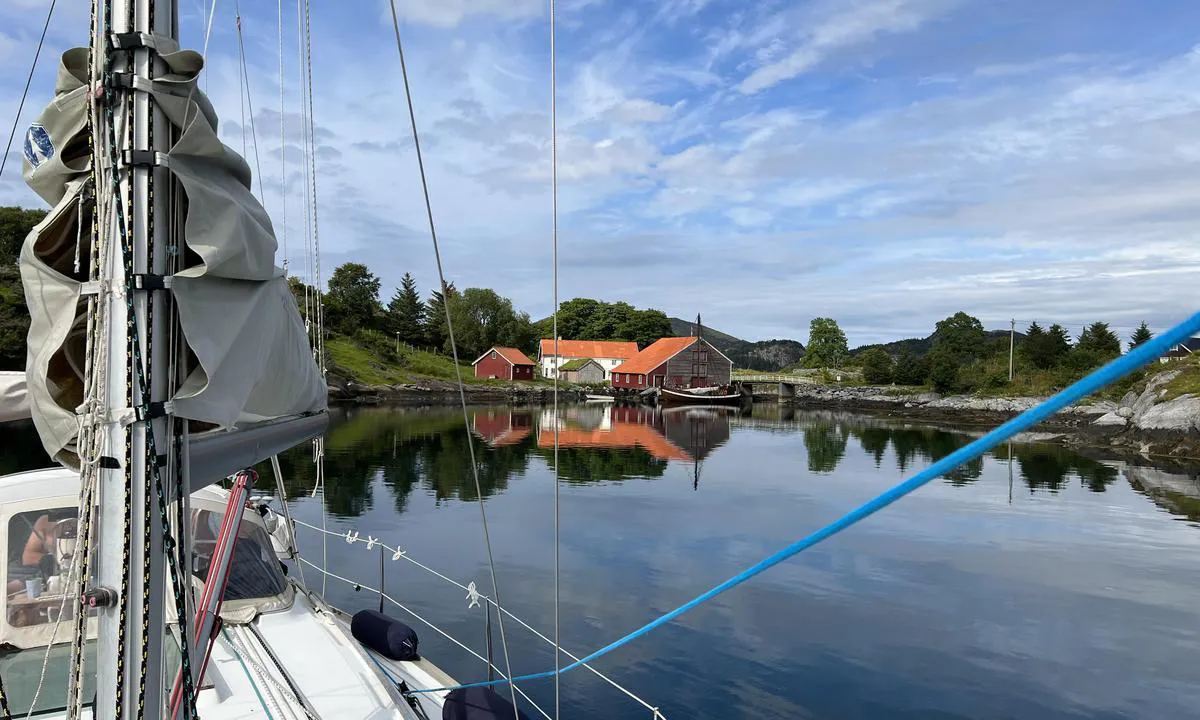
[20,43,325,466]
[0,371,30,422]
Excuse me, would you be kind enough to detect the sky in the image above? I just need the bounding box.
[1,0,1199,346]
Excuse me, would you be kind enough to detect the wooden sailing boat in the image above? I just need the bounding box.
[657,314,743,406]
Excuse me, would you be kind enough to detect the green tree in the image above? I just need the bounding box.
[802,317,848,368]
[932,311,985,362]
[1129,321,1153,350]
[860,347,894,384]
[618,308,672,348]
[423,282,456,349]
[927,348,960,393]
[445,287,535,358]
[541,298,672,348]
[1076,322,1121,360]
[1047,324,1072,361]
[1018,321,1062,370]
[325,263,382,335]
[0,266,30,370]
[0,208,46,369]
[385,273,425,345]
[892,346,928,385]
[0,206,47,266]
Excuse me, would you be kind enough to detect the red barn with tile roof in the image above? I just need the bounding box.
[610,337,732,389]
[472,346,536,380]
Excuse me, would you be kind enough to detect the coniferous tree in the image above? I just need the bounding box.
[1076,321,1122,360]
[423,282,456,350]
[1130,322,1153,350]
[386,273,425,345]
[1047,324,1072,363]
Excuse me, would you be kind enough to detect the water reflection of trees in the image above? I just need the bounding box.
[803,424,848,473]
[265,405,701,516]
[740,412,1119,491]
[539,447,668,484]
[1001,445,1119,494]
[265,407,534,517]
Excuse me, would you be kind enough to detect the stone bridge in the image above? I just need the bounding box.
[733,374,810,402]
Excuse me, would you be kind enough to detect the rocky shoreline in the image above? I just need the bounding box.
[327,374,570,406]
[786,370,1200,460]
[327,368,1200,461]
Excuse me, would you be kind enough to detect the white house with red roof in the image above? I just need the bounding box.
[537,339,639,380]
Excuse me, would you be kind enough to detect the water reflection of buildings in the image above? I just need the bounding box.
[537,405,731,464]
[471,409,534,447]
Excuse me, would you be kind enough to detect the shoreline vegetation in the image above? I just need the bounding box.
[4,205,1199,460]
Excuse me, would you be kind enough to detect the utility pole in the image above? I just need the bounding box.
[395,331,399,354]
[1008,318,1015,382]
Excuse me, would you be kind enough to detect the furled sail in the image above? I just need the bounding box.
[0,371,30,423]
[20,42,326,467]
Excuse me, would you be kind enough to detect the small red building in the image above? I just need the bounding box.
[472,346,536,380]
[610,337,732,389]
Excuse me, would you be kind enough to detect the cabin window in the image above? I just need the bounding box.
[6,507,82,629]
[699,351,708,362]
[491,350,497,359]
[191,509,287,601]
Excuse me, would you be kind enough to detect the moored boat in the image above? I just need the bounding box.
[658,385,745,406]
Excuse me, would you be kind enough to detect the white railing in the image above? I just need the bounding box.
[290,519,665,719]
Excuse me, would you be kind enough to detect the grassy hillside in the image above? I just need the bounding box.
[326,335,487,385]
[326,332,546,386]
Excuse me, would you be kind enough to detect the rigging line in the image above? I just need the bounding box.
[235,5,267,202]
[409,309,1200,694]
[0,0,57,182]
[290,519,661,714]
[295,559,554,720]
[294,0,314,343]
[237,10,247,159]
[302,0,325,371]
[384,0,519,714]
[549,0,561,717]
[277,0,288,275]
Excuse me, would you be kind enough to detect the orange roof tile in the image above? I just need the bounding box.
[610,336,698,375]
[538,339,639,360]
[536,426,692,462]
[473,346,535,366]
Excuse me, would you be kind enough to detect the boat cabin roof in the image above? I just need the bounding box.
[1,466,291,650]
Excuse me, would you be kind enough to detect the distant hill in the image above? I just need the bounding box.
[850,329,1022,358]
[668,317,804,371]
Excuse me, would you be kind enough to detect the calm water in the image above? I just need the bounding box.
[5,405,1200,719]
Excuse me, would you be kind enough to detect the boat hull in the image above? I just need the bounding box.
[658,387,744,406]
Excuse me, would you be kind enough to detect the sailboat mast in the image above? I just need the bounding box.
[94,0,179,715]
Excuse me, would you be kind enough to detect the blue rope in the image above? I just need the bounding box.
[409,312,1200,694]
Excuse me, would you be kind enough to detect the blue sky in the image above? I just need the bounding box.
[2,0,1199,345]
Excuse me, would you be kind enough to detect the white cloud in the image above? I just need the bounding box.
[738,0,949,94]
[3,0,1198,346]
[392,0,543,28]
[727,206,773,227]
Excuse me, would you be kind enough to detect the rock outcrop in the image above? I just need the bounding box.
[1080,368,1200,457]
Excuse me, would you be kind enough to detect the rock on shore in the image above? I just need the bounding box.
[786,373,1200,459]
[326,372,564,405]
